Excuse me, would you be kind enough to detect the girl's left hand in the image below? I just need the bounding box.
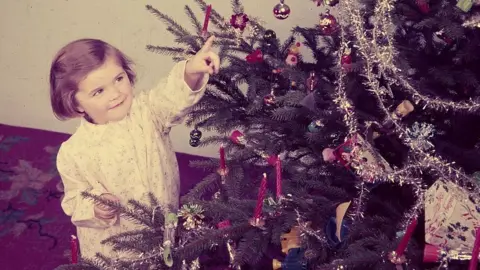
[185,36,220,75]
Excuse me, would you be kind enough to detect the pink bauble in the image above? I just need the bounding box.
[322,148,336,162]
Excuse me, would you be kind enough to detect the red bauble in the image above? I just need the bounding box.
[318,11,338,35]
[246,49,263,63]
[341,54,352,65]
[416,0,430,14]
[273,1,291,20]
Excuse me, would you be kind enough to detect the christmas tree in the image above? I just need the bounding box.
[56,0,480,269]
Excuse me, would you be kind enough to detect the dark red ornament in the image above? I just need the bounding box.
[264,91,276,107]
[341,46,353,71]
[230,13,249,31]
[273,0,291,20]
[318,10,338,35]
[246,49,263,63]
[416,0,430,14]
[306,71,319,93]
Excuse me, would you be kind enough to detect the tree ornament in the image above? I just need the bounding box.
[406,122,435,152]
[432,30,455,54]
[416,0,430,14]
[456,0,480,12]
[327,134,393,182]
[322,148,336,162]
[230,13,249,31]
[262,30,278,54]
[341,45,353,71]
[264,90,276,107]
[318,10,338,35]
[272,226,308,269]
[308,120,323,133]
[273,0,291,20]
[246,49,263,63]
[325,201,351,248]
[189,138,200,147]
[178,204,205,231]
[189,128,202,147]
[323,0,340,7]
[285,42,301,66]
[264,29,277,41]
[290,80,297,91]
[190,128,202,140]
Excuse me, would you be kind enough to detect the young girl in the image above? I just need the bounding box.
[50,36,219,260]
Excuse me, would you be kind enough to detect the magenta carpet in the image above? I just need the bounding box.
[0,123,209,270]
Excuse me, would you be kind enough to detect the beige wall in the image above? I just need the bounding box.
[0,0,325,157]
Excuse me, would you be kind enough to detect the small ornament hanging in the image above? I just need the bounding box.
[456,0,480,12]
[416,0,430,14]
[305,71,319,93]
[246,49,263,63]
[290,80,297,91]
[230,13,249,31]
[324,0,340,7]
[272,226,308,269]
[285,42,301,66]
[432,29,455,53]
[341,45,353,71]
[263,89,276,107]
[273,0,291,20]
[264,29,277,41]
[178,204,205,231]
[301,71,319,110]
[263,30,277,54]
[319,10,338,35]
[308,120,324,133]
[189,128,202,147]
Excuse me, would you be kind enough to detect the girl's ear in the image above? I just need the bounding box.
[75,106,85,114]
[74,96,85,114]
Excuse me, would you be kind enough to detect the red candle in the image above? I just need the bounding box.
[71,235,78,263]
[254,173,267,219]
[395,219,417,257]
[276,158,282,200]
[469,227,480,270]
[220,144,226,170]
[202,5,212,34]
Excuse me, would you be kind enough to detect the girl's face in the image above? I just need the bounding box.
[75,55,134,124]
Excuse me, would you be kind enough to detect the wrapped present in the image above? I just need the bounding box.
[425,180,480,251]
[333,133,392,182]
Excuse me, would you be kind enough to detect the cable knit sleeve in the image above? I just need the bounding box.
[57,145,118,229]
[146,60,209,128]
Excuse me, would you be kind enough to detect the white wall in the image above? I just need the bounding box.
[0,0,326,157]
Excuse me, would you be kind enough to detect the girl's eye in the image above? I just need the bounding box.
[116,76,124,82]
[93,89,104,96]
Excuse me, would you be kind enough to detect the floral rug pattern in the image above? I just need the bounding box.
[0,126,74,270]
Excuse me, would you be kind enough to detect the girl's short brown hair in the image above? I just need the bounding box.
[49,39,136,120]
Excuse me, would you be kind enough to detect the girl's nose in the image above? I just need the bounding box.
[109,86,122,101]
